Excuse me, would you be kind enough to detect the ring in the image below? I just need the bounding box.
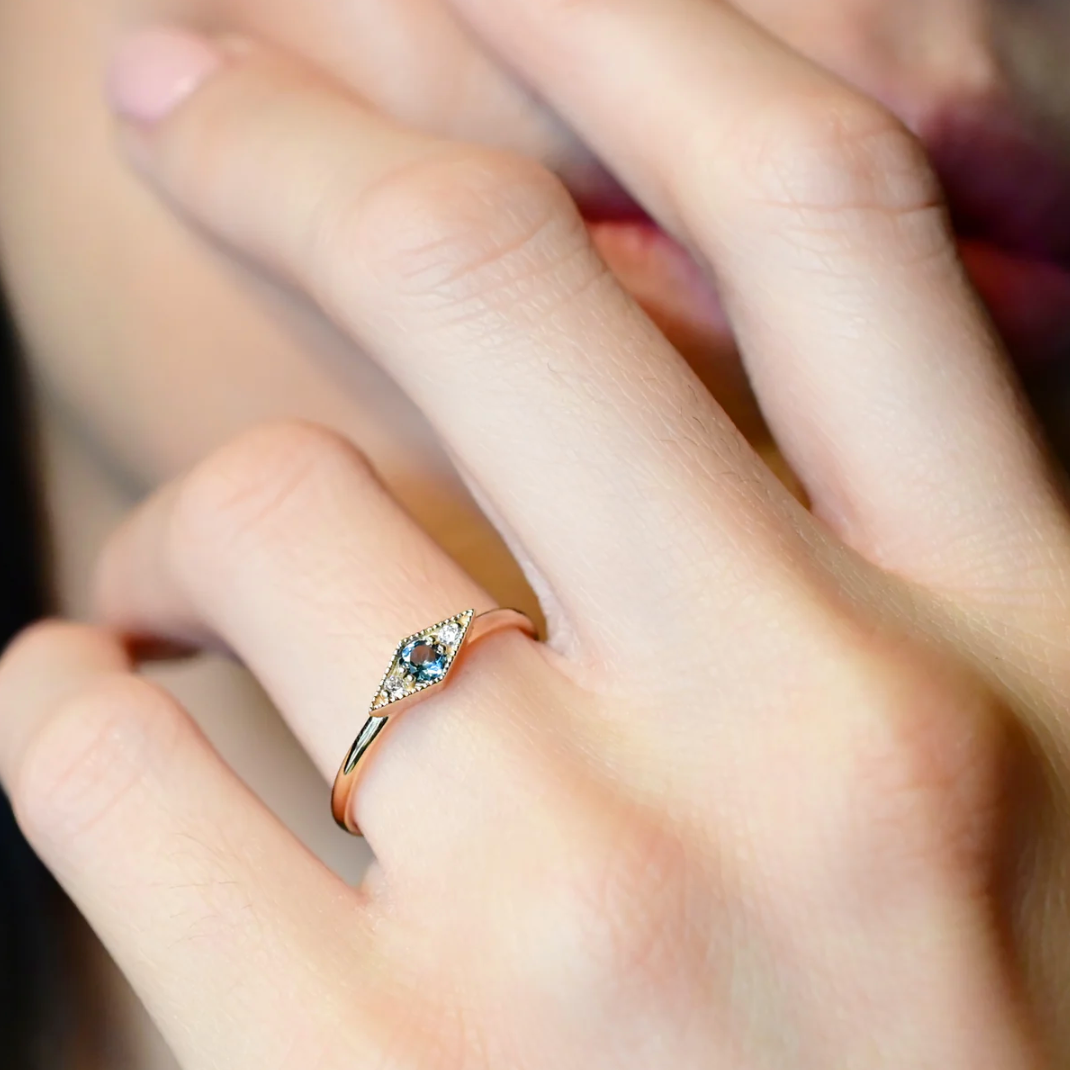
[331,607,538,836]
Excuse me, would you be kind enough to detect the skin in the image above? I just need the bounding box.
[2,0,1070,1066]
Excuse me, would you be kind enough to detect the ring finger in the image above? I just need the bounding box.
[95,419,564,871]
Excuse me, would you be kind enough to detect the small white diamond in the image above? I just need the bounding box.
[383,672,409,698]
[437,621,463,647]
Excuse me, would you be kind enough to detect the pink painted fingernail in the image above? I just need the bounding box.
[107,27,224,124]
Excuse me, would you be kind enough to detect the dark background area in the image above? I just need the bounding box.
[0,281,69,1069]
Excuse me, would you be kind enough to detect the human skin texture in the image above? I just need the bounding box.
[2,1,1070,1067]
[1,0,1070,495]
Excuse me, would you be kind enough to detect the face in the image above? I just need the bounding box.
[2,0,1070,505]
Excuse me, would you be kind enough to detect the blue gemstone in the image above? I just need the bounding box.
[400,638,448,684]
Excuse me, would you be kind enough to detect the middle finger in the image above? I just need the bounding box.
[106,28,812,660]
[445,0,1069,594]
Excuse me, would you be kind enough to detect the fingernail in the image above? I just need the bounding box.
[107,27,224,124]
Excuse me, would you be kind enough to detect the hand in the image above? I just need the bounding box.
[4,2,1070,1065]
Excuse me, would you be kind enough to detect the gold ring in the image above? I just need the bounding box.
[331,608,538,836]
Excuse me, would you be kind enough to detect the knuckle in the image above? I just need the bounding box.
[170,420,378,574]
[372,994,488,1070]
[730,91,947,253]
[813,643,1007,886]
[527,812,712,1005]
[318,148,591,314]
[13,674,182,847]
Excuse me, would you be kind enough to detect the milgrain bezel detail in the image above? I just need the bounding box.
[369,609,476,714]
[332,607,537,835]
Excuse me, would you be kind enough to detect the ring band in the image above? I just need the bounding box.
[331,607,538,836]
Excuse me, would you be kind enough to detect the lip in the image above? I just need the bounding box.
[575,101,1070,375]
[917,102,1070,370]
[919,104,1070,265]
[957,239,1070,371]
